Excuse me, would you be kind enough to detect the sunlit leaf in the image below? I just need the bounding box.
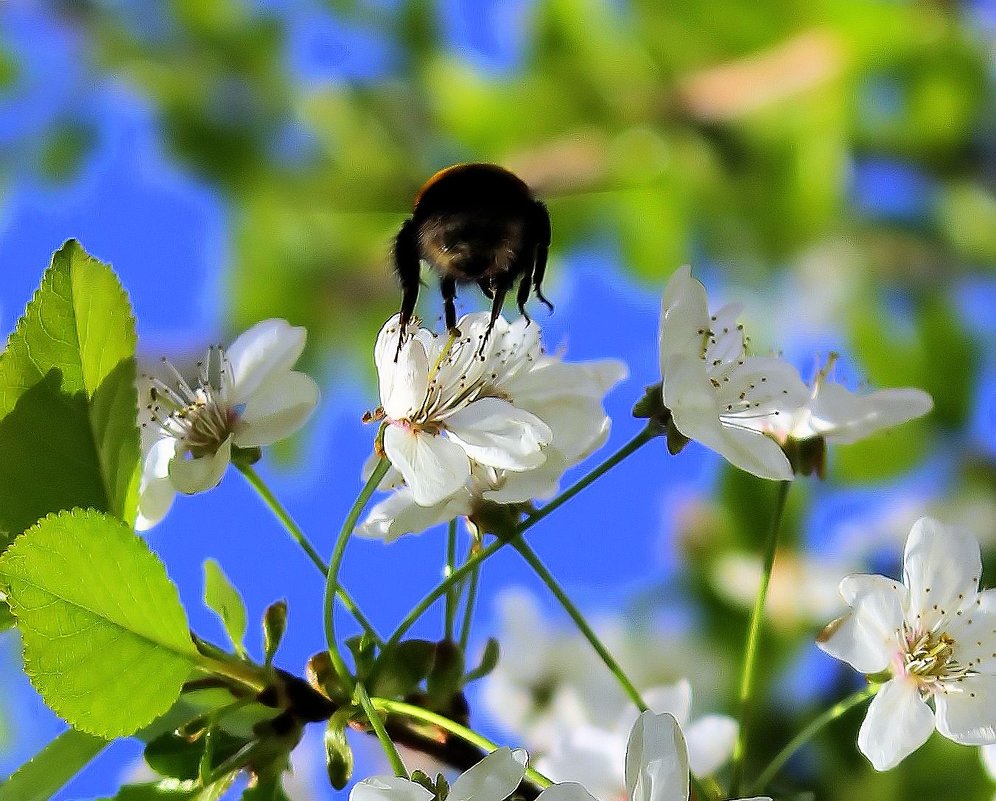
[0,240,140,542]
[203,559,249,658]
[0,510,198,737]
[0,728,107,801]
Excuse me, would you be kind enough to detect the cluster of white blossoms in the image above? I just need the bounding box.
[127,263,982,790]
[136,319,319,530]
[357,312,626,541]
[658,266,933,480]
[351,712,768,801]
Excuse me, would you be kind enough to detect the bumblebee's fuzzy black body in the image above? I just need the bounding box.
[394,163,552,356]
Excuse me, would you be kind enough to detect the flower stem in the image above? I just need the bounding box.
[746,686,875,794]
[458,559,481,652]
[373,697,553,789]
[324,458,391,691]
[445,518,459,642]
[510,538,647,712]
[356,682,408,778]
[237,462,382,644]
[379,426,657,652]
[730,479,792,796]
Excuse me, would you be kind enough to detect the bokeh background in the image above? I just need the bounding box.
[1,0,995,798]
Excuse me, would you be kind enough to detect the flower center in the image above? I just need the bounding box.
[145,346,236,457]
[901,626,970,692]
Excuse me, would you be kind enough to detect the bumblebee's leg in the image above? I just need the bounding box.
[516,260,535,325]
[441,275,459,333]
[478,278,512,356]
[477,277,495,299]
[531,201,554,312]
[393,218,421,360]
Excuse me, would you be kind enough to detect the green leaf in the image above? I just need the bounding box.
[144,729,249,782]
[345,632,378,682]
[371,639,435,699]
[0,600,13,632]
[203,560,249,658]
[324,711,354,790]
[262,600,287,667]
[241,778,291,801]
[426,640,464,706]
[0,239,140,541]
[0,509,199,737]
[97,774,236,801]
[463,638,500,684]
[0,728,107,801]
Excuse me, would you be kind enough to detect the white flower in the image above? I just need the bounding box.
[659,266,809,481]
[374,313,555,508]
[136,319,320,530]
[554,711,768,801]
[818,517,996,770]
[737,353,933,475]
[360,315,626,540]
[351,748,588,801]
[537,680,738,798]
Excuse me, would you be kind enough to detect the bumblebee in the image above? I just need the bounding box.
[393,163,553,357]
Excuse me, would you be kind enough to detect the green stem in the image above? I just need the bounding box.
[356,682,408,778]
[238,462,382,644]
[510,538,647,711]
[324,458,391,691]
[730,480,792,796]
[747,686,875,795]
[458,559,481,652]
[379,426,656,653]
[373,697,553,789]
[445,518,459,641]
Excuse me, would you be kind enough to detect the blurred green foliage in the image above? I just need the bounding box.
[45,0,994,375]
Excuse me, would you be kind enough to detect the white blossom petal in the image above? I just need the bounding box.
[685,714,738,777]
[168,436,233,495]
[383,426,470,507]
[445,398,552,471]
[350,776,435,801]
[449,747,528,801]
[381,334,431,421]
[817,574,905,674]
[946,589,996,674]
[857,679,934,770]
[935,674,996,745]
[518,395,612,464]
[659,266,711,367]
[227,319,307,402]
[505,358,628,404]
[135,438,178,531]
[808,383,933,444]
[483,450,570,504]
[625,711,689,801]
[903,517,982,632]
[534,784,599,801]
[355,488,470,542]
[233,371,319,447]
